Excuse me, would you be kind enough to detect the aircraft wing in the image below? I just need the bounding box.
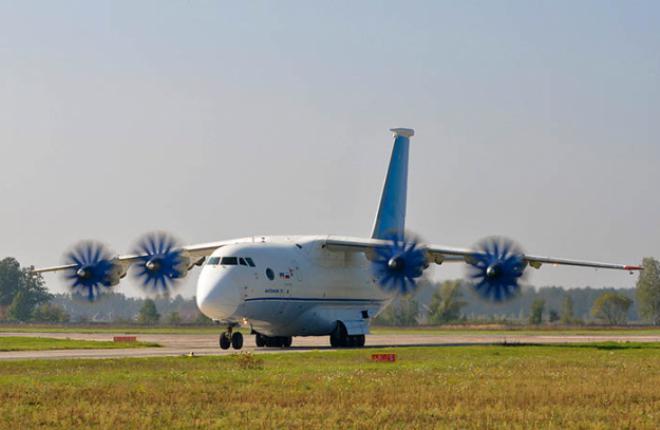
[32,240,232,274]
[323,236,642,272]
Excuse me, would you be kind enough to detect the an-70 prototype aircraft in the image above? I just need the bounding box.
[35,128,642,350]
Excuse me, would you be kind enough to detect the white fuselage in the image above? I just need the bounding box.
[195,236,394,337]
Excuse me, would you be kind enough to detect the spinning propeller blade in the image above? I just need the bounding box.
[132,232,189,294]
[371,233,428,295]
[466,236,527,301]
[63,241,121,301]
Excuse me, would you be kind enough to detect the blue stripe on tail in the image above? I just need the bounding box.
[371,128,414,239]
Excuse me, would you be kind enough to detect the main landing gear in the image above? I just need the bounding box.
[255,333,292,348]
[330,333,365,348]
[219,326,243,350]
[330,323,366,348]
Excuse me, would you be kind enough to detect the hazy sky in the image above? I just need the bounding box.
[1,1,659,297]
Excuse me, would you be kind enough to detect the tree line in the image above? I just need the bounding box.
[376,257,660,326]
[0,257,211,324]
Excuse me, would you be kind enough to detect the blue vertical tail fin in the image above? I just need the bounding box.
[371,128,414,239]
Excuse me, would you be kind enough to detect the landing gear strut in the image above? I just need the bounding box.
[219,326,243,350]
[255,333,292,348]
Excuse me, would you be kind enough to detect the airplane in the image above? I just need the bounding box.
[34,128,642,350]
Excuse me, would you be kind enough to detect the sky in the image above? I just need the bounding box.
[1,1,659,297]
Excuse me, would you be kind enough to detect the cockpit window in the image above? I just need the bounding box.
[220,257,238,265]
[210,256,254,267]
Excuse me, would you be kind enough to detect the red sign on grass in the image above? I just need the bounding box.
[113,336,137,343]
[371,353,396,362]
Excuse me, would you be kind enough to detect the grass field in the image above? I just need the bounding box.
[1,323,659,337]
[0,343,658,429]
[371,325,660,336]
[0,336,159,352]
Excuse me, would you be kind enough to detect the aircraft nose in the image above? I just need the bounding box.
[196,270,241,320]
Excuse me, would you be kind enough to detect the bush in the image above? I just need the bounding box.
[166,312,182,325]
[591,292,632,325]
[32,303,70,322]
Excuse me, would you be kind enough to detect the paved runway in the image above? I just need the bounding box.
[1,331,659,360]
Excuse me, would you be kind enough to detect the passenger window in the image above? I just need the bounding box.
[207,257,220,265]
[266,268,274,280]
[239,258,247,266]
[245,258,255,267]
[221,257,238,265]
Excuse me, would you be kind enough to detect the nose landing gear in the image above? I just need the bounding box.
[219,326,244,350]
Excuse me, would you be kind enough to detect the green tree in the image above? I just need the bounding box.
[529,299,545,325]
[2,263,51,321]
[428,280,467,324]
[32,303,70,322]
[166,311,182,325]
[636,257,660,325]
[137,299,160,325]
[0,258,22,307]
[592,292,632,325]
[7,290,33,321]
[548,309,560,323]
[560,295,575,324]
[21,267,51,307]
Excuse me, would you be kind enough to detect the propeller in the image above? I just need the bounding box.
[371,233,428,295]
[64,241,122,301]
[466,236,527,301]
[132,232,189,294]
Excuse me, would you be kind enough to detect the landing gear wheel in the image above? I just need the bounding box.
[330,330,366,348]
[231,332,243,350]
[260,335,292,348]
[330,322,350,348]
[330,333,348,347]
[219,333,231,350]
[255,333,265,347]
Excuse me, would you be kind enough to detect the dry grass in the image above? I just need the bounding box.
[0,343,658,429]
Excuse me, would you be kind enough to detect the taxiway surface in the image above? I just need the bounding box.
[1,331,659,360]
